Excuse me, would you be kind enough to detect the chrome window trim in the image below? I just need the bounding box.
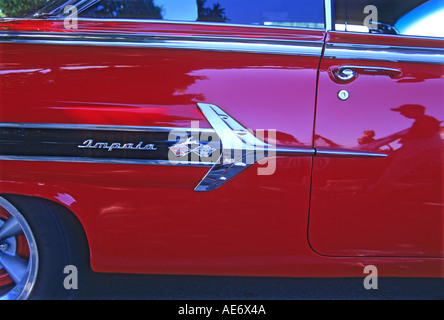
[0,31,323,46]
[32,0,99,17]
[324,42,444,65]
[39,0,327,31]
[324,0,333,31]
[330,30,444,42]
[0,31,324,56]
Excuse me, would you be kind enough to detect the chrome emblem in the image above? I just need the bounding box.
[169,137,216,158]
[78,139,157,152]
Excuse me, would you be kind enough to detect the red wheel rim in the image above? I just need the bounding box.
[0,207,30,287]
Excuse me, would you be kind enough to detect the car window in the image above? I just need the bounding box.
[395,0,444,37]
[77,0,325,29]
[0,0,56,17]
[335,0,444,38]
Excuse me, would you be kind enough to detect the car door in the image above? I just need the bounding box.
[309,0,444,258]
[0,0,325,274]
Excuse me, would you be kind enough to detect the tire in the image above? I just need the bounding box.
[0,195,90,300]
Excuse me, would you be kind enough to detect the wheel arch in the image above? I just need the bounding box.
[0,192,92,267]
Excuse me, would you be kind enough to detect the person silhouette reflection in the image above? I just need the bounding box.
[391,104,441,142]
[358,130,376,145]
[375,104,443,194]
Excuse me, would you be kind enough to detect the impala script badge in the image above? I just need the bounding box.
[78,139,157,152]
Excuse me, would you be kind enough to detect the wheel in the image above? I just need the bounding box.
[0,195,90,300]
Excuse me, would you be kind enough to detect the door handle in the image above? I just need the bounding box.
[331,65,402,82]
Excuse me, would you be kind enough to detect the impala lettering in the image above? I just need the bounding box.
[78,139,157,151]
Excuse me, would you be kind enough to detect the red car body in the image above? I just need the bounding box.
[0,1,442,296]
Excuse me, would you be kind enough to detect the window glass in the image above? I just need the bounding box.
[335,0,444,38]
[78,0,325,29]
[0,0,56,17]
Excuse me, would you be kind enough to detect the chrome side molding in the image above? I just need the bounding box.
[315,148,388,158]
[0,104,388,192]
[325,42,444,65]
[194,103,387,190]
[0,31,324,57]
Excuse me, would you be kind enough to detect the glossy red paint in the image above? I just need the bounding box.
[0,20,443,278]
[0,42,320,146]
[1,160,442,277]
[310,32,444,258]
[0,20,321,275]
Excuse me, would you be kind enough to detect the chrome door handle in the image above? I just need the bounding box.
[335,67,357,81]
[332,65,402,82]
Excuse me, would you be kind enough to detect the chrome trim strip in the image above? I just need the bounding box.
[195,103,259,191]
[0,32,324,56]
[276,147,316,156]
[0,117,387,194]
[197,103,268,150]
[0,149,384,163]
[316,148,388,158]
[324,0,333,31]
[194,151,254,192]
[0,31,319,45]
[330,30,444,42]
[0,122,214,133]
[0,155,214,167]
[325,43,444,65]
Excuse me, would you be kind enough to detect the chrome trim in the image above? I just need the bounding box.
[0,114,387,194]
[194,151,256,192]
[0,155,215,167]
[316,148,388,158]
[335,67,357,81]
[330,30,444,42]
[0,148,385,163]
[195,103,263,191]
[74,0,100,15]
[0,31,324,56]
[275,147,315,156]
[25,0,326,30]
[195,103,315,191]
[335,65,402,78]
[0,122,214,133]
[324,0,333,31]
[197,103,268,150]
[325,43,444,65]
